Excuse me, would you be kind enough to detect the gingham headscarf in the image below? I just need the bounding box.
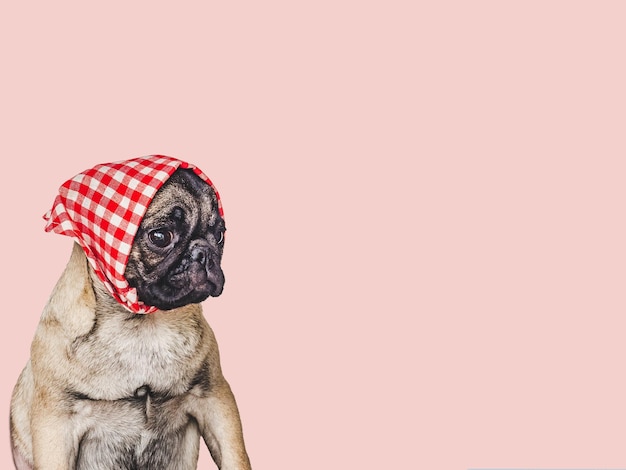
[44,155,223,314]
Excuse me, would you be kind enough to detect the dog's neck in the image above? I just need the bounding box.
[86,264,138,318]
[76,242,150,318]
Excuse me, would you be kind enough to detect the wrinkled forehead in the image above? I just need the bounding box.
[141,168,223,227]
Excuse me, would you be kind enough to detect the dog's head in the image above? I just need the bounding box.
[124,169,226,311]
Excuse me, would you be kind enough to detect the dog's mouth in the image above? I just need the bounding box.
[136,260,224,311]
[169,259,223,293]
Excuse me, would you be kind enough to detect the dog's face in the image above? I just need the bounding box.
[124,169,226,311]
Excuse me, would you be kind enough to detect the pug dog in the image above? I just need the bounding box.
[10,166,251,470]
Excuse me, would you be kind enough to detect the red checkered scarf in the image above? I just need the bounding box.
[43,155,223,314]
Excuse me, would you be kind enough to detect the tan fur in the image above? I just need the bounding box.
[10,243,251,470]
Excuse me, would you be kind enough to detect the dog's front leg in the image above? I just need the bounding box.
[197,379,251,470]
[29,389,80,470]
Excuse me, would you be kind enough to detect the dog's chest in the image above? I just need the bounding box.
[66,316,209,467]
[69,314,208,400]
[71,386,202,469]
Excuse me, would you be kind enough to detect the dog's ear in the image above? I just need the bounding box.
[39,243,97,338]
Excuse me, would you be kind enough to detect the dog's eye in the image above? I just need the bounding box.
[217,231,224,245]
[149,229,173,248]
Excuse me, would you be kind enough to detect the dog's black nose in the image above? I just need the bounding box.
[191,246,209,265]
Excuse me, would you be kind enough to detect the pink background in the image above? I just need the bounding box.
[1,1,625,469]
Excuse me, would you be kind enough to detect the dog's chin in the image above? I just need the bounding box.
[146,290,212,311]
[135,269,224,311]
[137,283,222,311]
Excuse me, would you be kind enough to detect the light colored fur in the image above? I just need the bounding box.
[10,243,251,470]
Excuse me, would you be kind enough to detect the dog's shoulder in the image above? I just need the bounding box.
[30,244,97,378]
[38,243,97,337]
